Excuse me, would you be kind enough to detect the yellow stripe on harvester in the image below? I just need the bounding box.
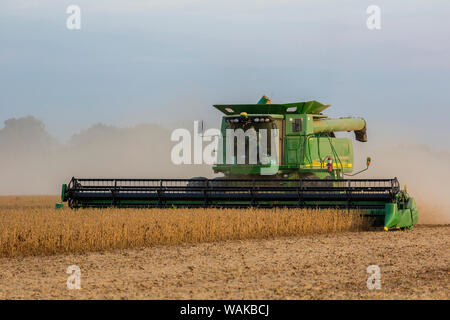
[304,162,352,168]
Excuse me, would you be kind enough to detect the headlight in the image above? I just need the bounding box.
[265,118,270,122]
[254,118,259,122]
[233,118,239,123]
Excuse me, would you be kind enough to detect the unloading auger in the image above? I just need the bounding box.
[59,96,418,230]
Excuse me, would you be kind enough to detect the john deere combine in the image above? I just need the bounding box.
[60,96,418,230]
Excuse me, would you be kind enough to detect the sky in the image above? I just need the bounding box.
[0,0,449,150]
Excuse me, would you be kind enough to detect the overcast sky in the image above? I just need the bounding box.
[1,0,449,150]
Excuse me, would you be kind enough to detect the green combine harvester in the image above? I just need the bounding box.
[60,96,418,230]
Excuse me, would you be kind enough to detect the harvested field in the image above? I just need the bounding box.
[0,224,448,299]
[0,196,368,258]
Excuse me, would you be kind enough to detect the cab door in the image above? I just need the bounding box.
[285,116,303,166]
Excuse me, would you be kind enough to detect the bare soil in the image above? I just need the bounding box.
[0,225,448,299]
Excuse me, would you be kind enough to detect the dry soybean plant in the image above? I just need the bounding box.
[0,196,369,258]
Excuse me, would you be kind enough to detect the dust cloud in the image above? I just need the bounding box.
[355,143,450,224]
[0,116,448,224]
[0,117,212,195]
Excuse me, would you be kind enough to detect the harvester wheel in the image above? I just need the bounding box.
[187,177,208,188]
[210,177,227,187]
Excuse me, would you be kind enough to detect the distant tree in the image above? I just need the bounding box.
[0,116,60,155]
[69,123,122,148]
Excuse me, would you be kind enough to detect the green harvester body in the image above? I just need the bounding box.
[213,97,365,179]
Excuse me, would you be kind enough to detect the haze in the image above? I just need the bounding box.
[0,1,449,222]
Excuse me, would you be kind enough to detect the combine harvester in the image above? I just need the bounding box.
[60,96,418,230]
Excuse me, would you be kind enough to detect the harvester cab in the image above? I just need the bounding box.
[213,96,367,180]
[59,96,418,231]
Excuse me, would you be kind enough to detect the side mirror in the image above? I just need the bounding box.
[344,156,371,177]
